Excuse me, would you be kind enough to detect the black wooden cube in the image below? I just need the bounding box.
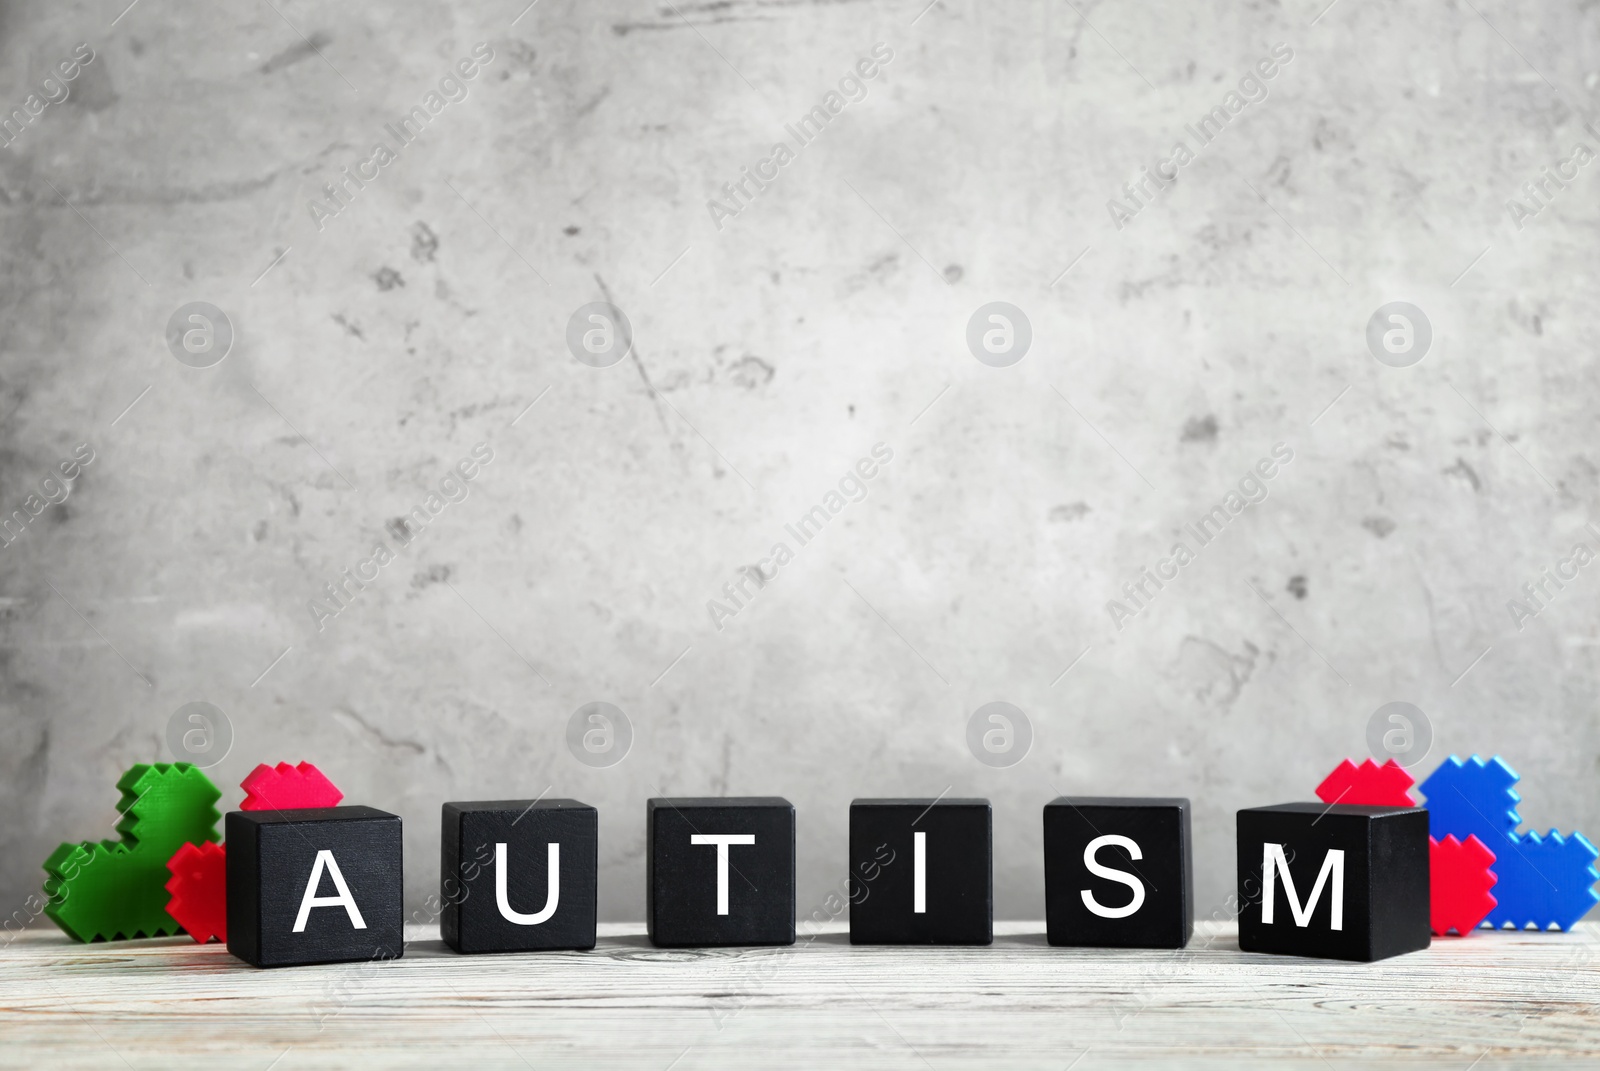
[848,798,992,945]
[647,797,795,947]
[226,805,403,968]
[1044,796,1192,949]
[440,799,597,954]
[1237,802,1430,962]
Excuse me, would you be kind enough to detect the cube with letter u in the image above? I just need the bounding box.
[1236,802,1430,962]
[440,799,598,954]
[226,805,404,968]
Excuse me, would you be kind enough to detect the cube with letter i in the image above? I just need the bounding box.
[1236,803,1430,962]
[226,806,403,968]
[440,799,598,954]
[848,798,992,945]
[1044,797,1193,949]
[647,797,795,947]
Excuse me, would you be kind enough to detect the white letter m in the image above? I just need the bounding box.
[1260,843,1343,931]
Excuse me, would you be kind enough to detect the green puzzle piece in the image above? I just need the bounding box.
[43,763,221,941]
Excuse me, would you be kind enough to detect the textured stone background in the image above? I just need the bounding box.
[1,0,1597,927]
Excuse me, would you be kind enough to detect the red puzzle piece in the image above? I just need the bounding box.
[1432,833,1499,937]
[1313,757,1497,937]
[164,762,344,943]
[164,841,227,944]
[1314,758,1417,807]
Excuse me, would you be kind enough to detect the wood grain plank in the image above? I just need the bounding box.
[1,921,1597,1069]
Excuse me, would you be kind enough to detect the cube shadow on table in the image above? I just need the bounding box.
[1044,797,1192,949]
[226,805,403,968]
[848,798,992,945]
[647,797,795,947]
[1236,802,1431,962]
[440,799,597,954]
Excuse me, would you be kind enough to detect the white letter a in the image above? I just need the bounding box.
[293,849,367,932]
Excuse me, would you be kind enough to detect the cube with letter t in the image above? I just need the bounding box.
[440,799,598,954]
[226,805,403,968]
[848,798,992,945]
[647,797,795,947]
[1044,797,1192,948]
[1236,802,1430,962]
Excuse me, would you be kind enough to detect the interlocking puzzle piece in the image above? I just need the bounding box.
[43,763,221,941]
[1421,755,1521,839]
[164,841,228,944]
[1315,758,1417,807]
[1432,834,1498,937]
[164,761,346,944]
[1496,830,1600,931]
[1420,755,1599,931]
[240,761,344,812]
[1313,757,1498,936]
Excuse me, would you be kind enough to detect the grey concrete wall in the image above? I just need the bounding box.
[2,0,1597,928]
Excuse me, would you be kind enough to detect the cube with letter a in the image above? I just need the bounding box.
[1236,802,1430,962]
[848,798,992,945]
[226,805,403,968]
[439,798,598,954]
[1044,797,1192,949]
[647,797,795,947]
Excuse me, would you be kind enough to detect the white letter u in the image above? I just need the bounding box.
[495,842,559,925]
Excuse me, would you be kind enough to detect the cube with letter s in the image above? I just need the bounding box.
[1044,796,1192,949]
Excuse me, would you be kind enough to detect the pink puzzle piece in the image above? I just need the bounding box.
[240,761,344,812]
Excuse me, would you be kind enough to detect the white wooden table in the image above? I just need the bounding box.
[3,921,1598,1069]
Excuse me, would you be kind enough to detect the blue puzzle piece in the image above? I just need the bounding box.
[1419,755,1598,931]
[1420,755,1522,841]
[1502,829,1600,933]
